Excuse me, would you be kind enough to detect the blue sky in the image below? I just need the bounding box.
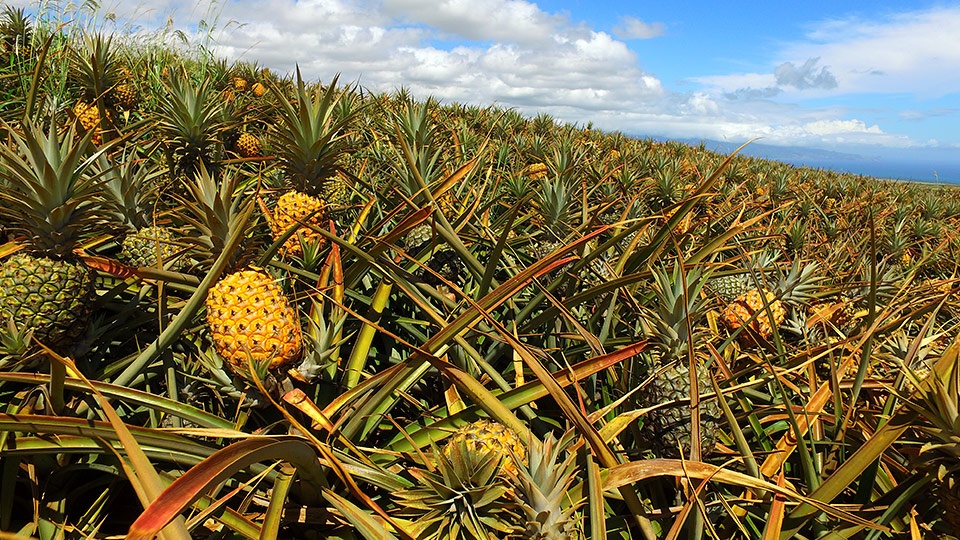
[28,0,960,162]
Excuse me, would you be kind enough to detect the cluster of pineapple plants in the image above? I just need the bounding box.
[1,4,960,539]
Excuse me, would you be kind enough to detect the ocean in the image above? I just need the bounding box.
[777,156,960,185]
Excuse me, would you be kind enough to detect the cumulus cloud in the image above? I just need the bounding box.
[613,16,666,40]
[774,58,837,90]
[33,0,956,150]
[381,0,562,45]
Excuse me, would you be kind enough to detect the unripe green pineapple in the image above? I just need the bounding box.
[0,254,95,348]
[323,171,353,208]
[709,273,749,303]
[642,361,721,458]
[120,226,182,269]
[404,223,433,252]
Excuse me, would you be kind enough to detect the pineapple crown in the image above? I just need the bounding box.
[512,433,584,539]
[269,69,359,196]
[535,177,574,240]
[176,163,256,271]
[156,70,226,178]
[70,32,121,103]
[0,112,113,259]
[774,259,822,306]
[99,147,166,232]
[0,6,31,58]
[646,264,711,363]
[395,438,522,539]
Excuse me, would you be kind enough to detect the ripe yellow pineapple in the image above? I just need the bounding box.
[251,81,267,97]
[269,191,327,258]
[722,288,785,343]
[442,419,527,476]
[232,76,248,92]
[74,101,100,131]
[234,132,261,158]
[524,162,548,180]
[205,268,302,373]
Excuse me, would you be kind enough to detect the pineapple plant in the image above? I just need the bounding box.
[155,71,226,178]
[69,33,121,145]
[902,350,960,534]
[396,432,523,538]
[267,71,358,254]
[177,164,303,378]
[99,149,183,269]
[640,265,722,458]
[0,113,112,351]
[0,5,31,71]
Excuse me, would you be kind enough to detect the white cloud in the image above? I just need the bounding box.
[381,0,563,45]
[28,1,957,151]
[613,16,666,40]
[785,8,960,96]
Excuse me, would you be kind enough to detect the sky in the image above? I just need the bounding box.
[27,0,960,173]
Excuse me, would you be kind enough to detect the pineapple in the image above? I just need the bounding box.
[524,162,548,181]
[234,131,261,158]
[721,288,786,343]
[324,171,354,208]
[404,222,434,252]
[418,248,465,289]
[709,273,749,303]
[0,114,111,350]
[642,361,721,458]
[232,75,248,93]
[112,78,139,110]
[442,419,527,477]
[267,191,327,259]
[205,268,302,373]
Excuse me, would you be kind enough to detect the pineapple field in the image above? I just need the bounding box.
[2,4,960,539]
